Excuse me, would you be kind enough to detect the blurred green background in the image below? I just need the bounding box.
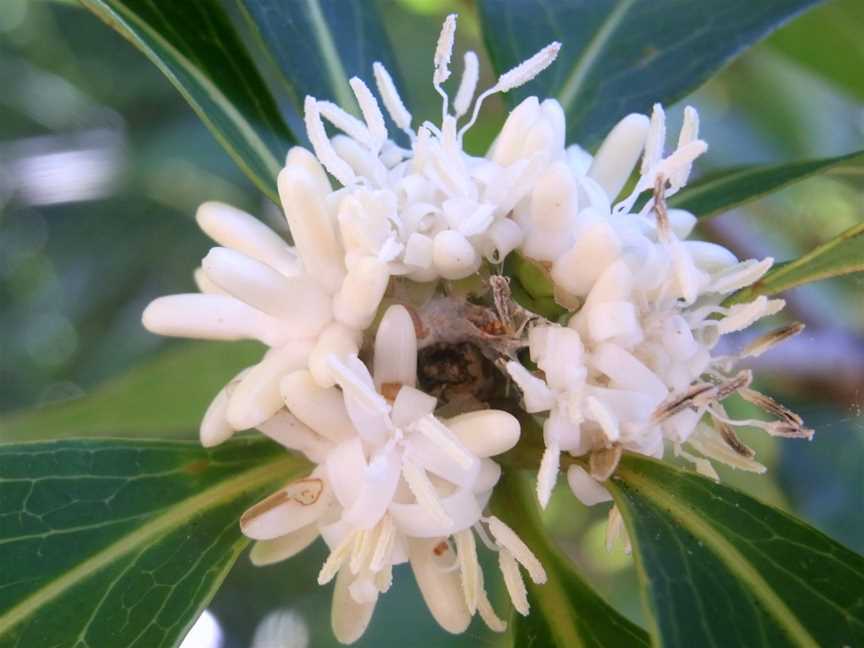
[1,0,862,646]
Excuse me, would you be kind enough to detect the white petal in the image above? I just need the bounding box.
[445,410,520,457]
[685,241,738,273]
[309,323,362,388]
[390,386,437,427]
[591,342,668,404]
[505,361,555,413]
[326,438,368,509]
[332,566,378,645]
[333,257,391,330]
[195,201,299,276]
[202,247,332,335]
[389,488,482,537]
[142,294,287,347]
[408,538,471,634]
[240,477,331,540]
[588,113,650,200]
[403,430,480,490]
[474,459,502,493]
[249,523,320,566]
[277,168,346,293]
[281,370,355,441]
[710,258,774,294]
[535,326,586,390]
[482,218,523,263]
[667,208,697,239]
[566,465,612,506]
[373,305,418,390]
[342,448,402,529]
[227,343,313,430]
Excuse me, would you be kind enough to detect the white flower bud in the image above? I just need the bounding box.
[196,201,299,276]
[445,410,520,457]
[551,221,621,296]
[432,230,480,280]
[373,305,418,390]
[281,370,356,441]
[588,113,650,200]
[309,323,362,388]
[408,538,472,634]
[333,256,390,329]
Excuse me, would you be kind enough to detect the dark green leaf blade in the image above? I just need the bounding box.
[609,454,864,648]
[80,0,295,201]
[239,0,402,115]
[669,150,864,217]
[477,0,822,147]
[493,472,650,647]
[0,437,307,648]
[730,223,864,303]
[0,341,261,442]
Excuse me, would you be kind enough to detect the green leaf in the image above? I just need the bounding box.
[0,437,308,648]
[492,471,650,647]
[669,150,864,217]
[79,0,295,201]
[770,0,864,101]
[608,454,864,647]
[239,0,402,116]
[729,222,864,303]
[0,341,261,442]
[477,0,822,147]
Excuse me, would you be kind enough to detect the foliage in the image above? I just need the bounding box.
[1,1,862,646]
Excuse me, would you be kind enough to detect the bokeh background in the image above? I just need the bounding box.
[1,0,862,646]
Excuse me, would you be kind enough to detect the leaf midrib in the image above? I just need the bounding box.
[614,468,820,648]
[304,0,354,110]
[0,454,295,637]
[557,0,636,111]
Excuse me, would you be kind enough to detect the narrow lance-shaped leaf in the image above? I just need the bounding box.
[670,150,864,217]
[0,341,261,442]
[492,471,650,647]
[729,222,864,304]
[0,437,308,648]
[80,0,295,201]
[608,454,864,648]
[477,0,823,147]
[239,0,403,116]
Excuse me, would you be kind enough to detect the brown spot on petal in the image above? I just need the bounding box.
[240,478,324,526]
[433,541,450,557]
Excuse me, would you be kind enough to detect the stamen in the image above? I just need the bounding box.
[459,41,560,139]
[473,521,498,552]
[304,96,357,187]
[369,516,396,572]
[716,419,756,458]
[671,106,699,190]
[433,14,457,117]
[476,569,507,632]
[498,548,529,615]
[317,100,374,148]
[605,506,632,554]
[318,532,355,585]
[589,444,623,482]
[372,62,413,134]
[487,517,546,584]
[641,103,666,175]
[350,526,375,575]
[454,529,480,614]
[741,322,805,358]
[453,51,479,118]
[349,77,388,150]
[739,387,803,426]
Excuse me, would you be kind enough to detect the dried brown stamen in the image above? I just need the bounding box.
[741,322,805,358]
[739,386,803,426]
[716,420,756,458]
[590,444,622,482]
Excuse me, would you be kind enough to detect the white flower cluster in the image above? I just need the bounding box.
[505,103,812,509]
[141,12,810,644]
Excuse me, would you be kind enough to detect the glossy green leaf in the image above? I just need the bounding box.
[79,0,295,201]
[608,454,864,647]
[0,437,307,648]
[669,150,864,217]
[0,341,261,442]
[239,0,402,116]
[477,0,822,147]
[770,0,864,101]
[729,222,864,303]
[492,471,650,647]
